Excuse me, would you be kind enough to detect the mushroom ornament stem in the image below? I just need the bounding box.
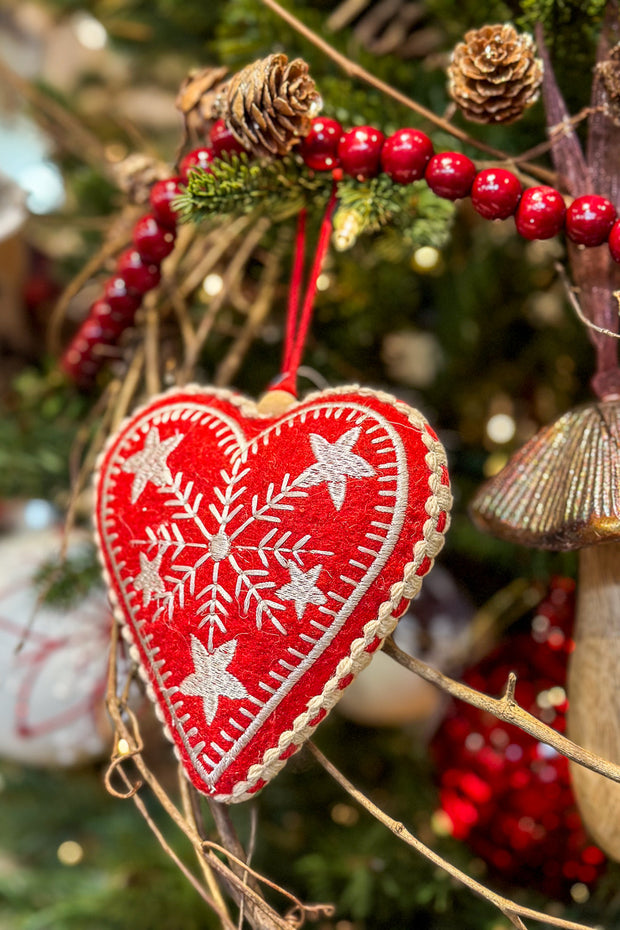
[568,542,620,860]
[470,400,620,860]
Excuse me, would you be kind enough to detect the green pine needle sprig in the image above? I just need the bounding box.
[178,152,334,223]
[178,152,455,251]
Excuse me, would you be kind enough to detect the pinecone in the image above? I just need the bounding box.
[175,66,230,142]
[222,54,321,157]
[448,24,543,125]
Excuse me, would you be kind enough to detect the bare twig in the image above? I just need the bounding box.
[203,841,335,929]
[178,766,233,923]
[179,216,271,382]
[258,0,555,183]
[308,742,597,930]
[109,345,146,433]
[556,261,620,340]
[383,635,620,786]
[214,231,285,386]
[118,766,237,926]
[143,292,161,397]
[47,210,138,355]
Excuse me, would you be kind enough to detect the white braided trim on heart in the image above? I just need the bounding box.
[95,383,451,803]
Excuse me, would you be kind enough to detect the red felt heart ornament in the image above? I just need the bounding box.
[95,385,451,801]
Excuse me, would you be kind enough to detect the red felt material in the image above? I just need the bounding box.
[94,386,450,801]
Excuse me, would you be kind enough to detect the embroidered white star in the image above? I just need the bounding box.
[134,550,166,606]
[297,427,375,510]
[123,427,183,503]
[276,562,326,619]
[179,636,248,725]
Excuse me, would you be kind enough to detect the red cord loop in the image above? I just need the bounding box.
[277,186,338,397]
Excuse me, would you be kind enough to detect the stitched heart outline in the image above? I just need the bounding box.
[95,385,451,801]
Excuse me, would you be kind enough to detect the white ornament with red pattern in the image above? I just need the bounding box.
[0,525,117,767]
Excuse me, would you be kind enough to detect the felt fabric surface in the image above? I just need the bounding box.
[94,385,451,802]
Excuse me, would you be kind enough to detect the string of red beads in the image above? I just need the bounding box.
[299,117,620,253]
[61,114,620,386]
[59,119,243,386]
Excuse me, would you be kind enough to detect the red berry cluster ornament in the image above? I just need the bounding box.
[431,578,606,901]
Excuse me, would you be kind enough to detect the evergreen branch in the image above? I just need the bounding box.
[335,177,455,247]
[177,153,333,223]
[336,174,406,234]
[518,0,606,34]
[179,154,455,250]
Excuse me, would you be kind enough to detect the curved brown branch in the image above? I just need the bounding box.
[258,0,555,183]
[308,742,597,930]
[383,635,620,786]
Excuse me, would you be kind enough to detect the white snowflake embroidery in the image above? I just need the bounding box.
[179,636,248,724]
[128,421,379,644]
[297,427,375,510]
[276,562,326,618]
[123,427,183,503]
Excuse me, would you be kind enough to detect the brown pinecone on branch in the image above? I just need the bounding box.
[222,54,321,157]
[448,24,543,124]
[175,66,230,142]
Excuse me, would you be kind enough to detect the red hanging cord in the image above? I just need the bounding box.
[282,207,307,375]
[276,185,338,397]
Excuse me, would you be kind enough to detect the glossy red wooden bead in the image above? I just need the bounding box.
[608,220,620,262]
[132,214,176,263]
[515,187,566,240]
[209,119,247,157]
[471,169,522,220]
[337,126,385,179]
[103,275,141,314]
[179,147,215,182]
[149,177,183,229]
[566,194,616,246]
[299,117,342,171]
[116,248,161,294]
[380,128,434,184]
[425,152,476,200]
[88,296,129,336]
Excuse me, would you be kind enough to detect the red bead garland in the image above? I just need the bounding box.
[381,128,434,184]
[515,186,566,241]
[338,126,385,180]
[566,194,617,246]
[209,119,247,158]
[102,275,141,314]
[179,146,215,182]
[299,117,342,171]
[609,220,620,262]
[150,177,183,229]
[61,111,620,388]
[425,152,477,200]
[116,248,161,294]
[471,168,522,220]
[132,214,176,263]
